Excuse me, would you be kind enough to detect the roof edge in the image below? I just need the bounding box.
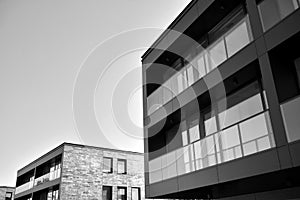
[141,0,197,61]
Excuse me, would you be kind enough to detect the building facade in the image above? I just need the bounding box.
[0,186,14,200]
[14,143,144,200]
[142,0,300,199]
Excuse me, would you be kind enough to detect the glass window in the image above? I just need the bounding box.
[103,186,112,200]
[117,187,127,200]
[103,157,113,173]
[177,145,195,175]
[187,65,195,86]
[189,125,200,143]
[258,0,299,31]
[5,192,12,200]
[204,112,218,136]
[162,80,172,104]
[175,148,185,175]
[201,135,217,167]
[220,125,242,162]
[148,157,162,183]
[161,151,177,180]
[117,159,127,174]
[281,96,300,142]
[218,84,264,129]
[196,54,207,79]
[131,188,140,200]
[225,19,252,57]
[182,130,188,146]
[208,39,227,71]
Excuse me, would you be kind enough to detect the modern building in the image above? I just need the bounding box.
[0,186,15,200]
[142,0,300,199]
[14,143,144,200]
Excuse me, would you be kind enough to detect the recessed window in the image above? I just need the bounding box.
[5,192,12,200]
[131,188,141,200]
[117,159,127,174]
[103,186,112,200]
[103,157,113,173]
[117,187,127,200]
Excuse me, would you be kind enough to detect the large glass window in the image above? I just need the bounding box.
[103,157,113,173]
[258,0,299,31]
[103,186,112,200]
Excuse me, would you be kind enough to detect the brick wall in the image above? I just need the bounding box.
[60,144,144,200]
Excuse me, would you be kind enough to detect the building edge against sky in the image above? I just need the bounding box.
[142,0,300,199]
[14,143,144,200]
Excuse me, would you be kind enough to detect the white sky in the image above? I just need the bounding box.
[0,0,191,186]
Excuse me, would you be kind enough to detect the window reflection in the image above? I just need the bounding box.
[147,13,253,116]
[258,0,299,32]
[148,80,276,184]
[225,20,252,57]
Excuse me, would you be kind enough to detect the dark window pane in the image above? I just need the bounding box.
[103,186,112,200]
[117,187,127,200]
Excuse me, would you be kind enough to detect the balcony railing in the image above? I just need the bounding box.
[148,111,275,184]
[15,181,34,194]
[147,15,253,115]
[34,173,50,186]
[34,169,61,186]
[15,168,61,194]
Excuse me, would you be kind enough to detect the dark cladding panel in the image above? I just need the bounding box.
[218,149,280,183]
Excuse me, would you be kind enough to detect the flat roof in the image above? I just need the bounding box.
[17,142,143,174]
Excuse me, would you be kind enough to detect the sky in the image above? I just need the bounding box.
[0,0,191,186]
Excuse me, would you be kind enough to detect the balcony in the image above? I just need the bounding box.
[15,181,34,194]
[148,111,275,184]
[34,169,61,186]
[15,168,61,195]
[147,15,253,116]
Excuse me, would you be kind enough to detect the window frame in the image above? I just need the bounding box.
[117,186,127,200]
[103,157,113,173]
[117,158,127,174]
[102,185,113,200]
[131,187,141,200]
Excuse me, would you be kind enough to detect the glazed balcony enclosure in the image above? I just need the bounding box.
[147,6,253,115]
[142,0,300,199]
[15,155,61,196]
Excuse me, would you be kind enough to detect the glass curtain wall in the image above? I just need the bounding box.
[148,81,275,184]
[147,6,253,115]
[258,0,300,31]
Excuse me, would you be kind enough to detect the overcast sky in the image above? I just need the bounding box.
[0,0,191,186]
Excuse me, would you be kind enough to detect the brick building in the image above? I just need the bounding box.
[0,186,14,200]
[14,143,144,200]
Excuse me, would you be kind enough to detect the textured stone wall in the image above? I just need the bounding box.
[60,144,145,200]
[0,187,15,200]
